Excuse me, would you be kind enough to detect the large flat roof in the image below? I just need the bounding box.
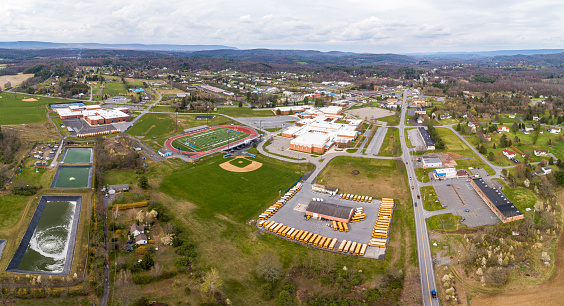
[306,201,354,220]
[472,178,523,219]
[418,127,436,147]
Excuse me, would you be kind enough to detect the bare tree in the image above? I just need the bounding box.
[200,268,223,301]
[150,262,163,279]
[256,252,283,282]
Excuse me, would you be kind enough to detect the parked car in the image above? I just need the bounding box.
[464,209,470,212]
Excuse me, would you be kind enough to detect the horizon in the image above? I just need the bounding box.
[1,1,563,53]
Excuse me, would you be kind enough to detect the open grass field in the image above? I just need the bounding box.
[378,127,402,157]
[498,113,522,124]
[493,179,537,212]
[317,156,411,203]
[421,186,444,211]
[0,73,34,90]
[102,81,128,97]
[0,92,51,125]
[415,168,431,183]
[218,107,275,117]
[433,128,495,175]
[426,213,465,231]
[171,127,250,152]
[377,114,400,126]
[133,153,420,305]
[150,105,176,112]
[160,153,312,222]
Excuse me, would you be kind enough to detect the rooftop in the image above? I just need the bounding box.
[306,201,354,220]
[472,178,523,219]
[418,127,436,147]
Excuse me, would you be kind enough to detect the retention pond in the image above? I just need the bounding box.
[51,166,92,188]
[61,147,93,164]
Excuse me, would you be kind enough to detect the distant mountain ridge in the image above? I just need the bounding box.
[0,41,237,51]
[408,49,564,58]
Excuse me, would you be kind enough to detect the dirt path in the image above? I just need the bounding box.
[470,195,564,305]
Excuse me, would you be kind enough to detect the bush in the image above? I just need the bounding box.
[184,286,192,295]
[175,243,197,257]
[132,296,150,306]
[261,283,274,300]
[133,274,153,285]
[139,253,154,270]
[275,290,293,306]
[174,256,193,270]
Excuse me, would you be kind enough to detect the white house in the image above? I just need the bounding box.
[498,126,510,133]
[534,150,547,156]
[549,127,561,134]
[542,167,552,175]
[503,149,516,159]
[508,114,516,119]
[135,233,148,245]
[130,224,144,237]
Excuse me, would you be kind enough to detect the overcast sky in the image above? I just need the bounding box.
[1,0,563,53]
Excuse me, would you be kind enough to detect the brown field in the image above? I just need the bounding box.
[124,78,135,83]
[22,98,38,102]
[470,192,564,305]
[158,88,183,95]
[0,73,34,90]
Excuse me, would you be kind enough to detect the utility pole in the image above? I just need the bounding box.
[175,111,178,132]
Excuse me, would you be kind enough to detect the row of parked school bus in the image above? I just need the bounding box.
[257,220,368,256]
[350,207,365,222]
[258,183,302,220]
[76,129,121,138]
[369,198,395,248]
[339,193,372,203]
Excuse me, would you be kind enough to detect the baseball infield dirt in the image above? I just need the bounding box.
[219,156,263,172]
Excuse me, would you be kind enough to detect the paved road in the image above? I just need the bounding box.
[398,91,439,306]
[365,123,387,155]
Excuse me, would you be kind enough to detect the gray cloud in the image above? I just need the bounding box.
[0,0,562,53]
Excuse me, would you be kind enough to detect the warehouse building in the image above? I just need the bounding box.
[422,156,443,168]
[471,178,524,223]
[306,201,354,223]
[418,127,436,150]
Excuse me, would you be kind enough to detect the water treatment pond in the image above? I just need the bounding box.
[51,166,92,188]
[7,196,82,275]
[61,147,93,164]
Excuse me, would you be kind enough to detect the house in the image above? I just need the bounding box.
[135,233,148,245]
[484,134,492,141]
[467,122,476,133]
[503,149,516,159]
[508,114,516,119]
[532,116,540,121]
[541,167,552,175]
[108,184,129,192]
[549,127,561,134]
[498,126,510,133]
[524,126,535,132]
[534,150,547,156]
[130,224,144,237]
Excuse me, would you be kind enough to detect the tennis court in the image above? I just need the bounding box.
[170,127,250,152]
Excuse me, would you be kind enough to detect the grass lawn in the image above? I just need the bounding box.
[493,179,538,212]
[160,154,313,222]
[498,113,522,124]
[415,168,431,183]
[317,156,410,203]
[0,195,32,230]
[102,81,128,96]
[439,118,459,125]
[103,169,138,185]
[426,213,465,231]
[405,128,415,148]
[421,186,444,211]
[432,128,495,175]
[377,114,400,126]
[218,107,275,117]
[378,127,402,157]
[150,105,176,112]
[12,158,56,188]
[0,92,50,125]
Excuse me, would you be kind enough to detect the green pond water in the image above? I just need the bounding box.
[62,148,92,164]
[54,167,90,188]
[17,201,75,273]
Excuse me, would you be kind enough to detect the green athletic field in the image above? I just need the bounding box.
[170,127,250,152]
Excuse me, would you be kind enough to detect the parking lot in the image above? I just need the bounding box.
[62,118,122,135]
[431,178,499,227]
[259,182,388,260]
[407,128,425,151]
[235,116,298,130]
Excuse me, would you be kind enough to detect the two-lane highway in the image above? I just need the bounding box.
[398,90,439,305]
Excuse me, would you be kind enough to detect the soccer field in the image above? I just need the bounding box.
[170,127,250,152]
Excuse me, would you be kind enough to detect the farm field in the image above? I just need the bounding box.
[0,73,34,90]
[170,127,250,153]
[102,81,128,97]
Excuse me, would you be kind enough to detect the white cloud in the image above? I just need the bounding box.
[0,0,562,53]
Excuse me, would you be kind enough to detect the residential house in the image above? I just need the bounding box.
[549,127,561,134]
[130,224,144,237]
[503,149,517,159]
[498,126,510,133]
[484,134,492,141]
[135,233,148,245]
[532,116,540,121]
[508,114,516,119]
[534,150,547,156]
[542,167,552,175]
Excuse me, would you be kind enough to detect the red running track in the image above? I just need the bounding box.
[164,125,258,158]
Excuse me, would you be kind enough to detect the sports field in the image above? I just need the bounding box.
[170,127,250,152]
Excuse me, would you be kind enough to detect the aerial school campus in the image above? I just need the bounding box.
[0,65,563,306]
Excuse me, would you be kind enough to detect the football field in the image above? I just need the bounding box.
[170,127,250,152]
